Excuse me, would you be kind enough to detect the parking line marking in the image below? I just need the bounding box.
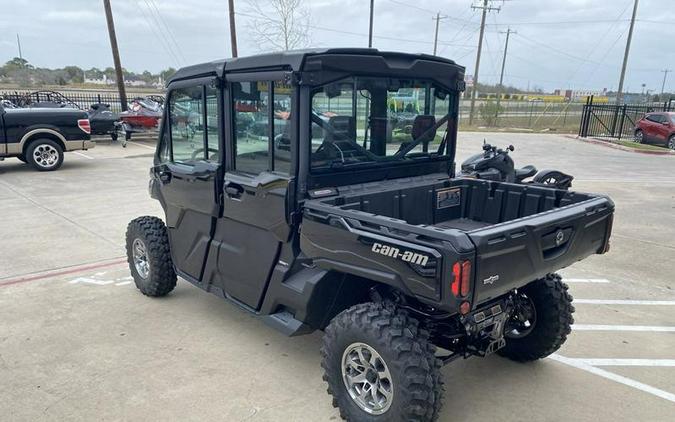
[0,258,126,287]
[571,358,675,367]
[549,354,675,403]
[564,278,611,283]
[72,151,94,160]
[574,299,675,305]
[573,324,675,332]
[126,141,156,150]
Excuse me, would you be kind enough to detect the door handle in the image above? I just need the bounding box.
[158,170,171,183]
[225,182,244,199]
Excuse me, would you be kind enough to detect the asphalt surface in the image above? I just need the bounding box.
[1,133,674,421]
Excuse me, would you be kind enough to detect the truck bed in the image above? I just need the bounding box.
[301,174,614,311]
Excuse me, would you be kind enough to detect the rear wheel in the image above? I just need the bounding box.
[17,154,26,163]
[634,129,644,143]
[125,216,176,297]
[498,274,574,362]
[26,138,63,171]
[321,302,443,422]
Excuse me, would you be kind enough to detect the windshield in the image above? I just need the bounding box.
[310,77,454,171]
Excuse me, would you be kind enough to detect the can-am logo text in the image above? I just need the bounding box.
[371,243,429,266]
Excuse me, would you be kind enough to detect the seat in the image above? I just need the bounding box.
[515,164,537,181]
[411,115,436,151]
[326,116,355,141]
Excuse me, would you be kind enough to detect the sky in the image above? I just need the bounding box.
[1,0,673,93]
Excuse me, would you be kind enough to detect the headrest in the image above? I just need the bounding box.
[412,115,436,143]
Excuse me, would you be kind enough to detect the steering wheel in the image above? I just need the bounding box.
[190,147,219,161]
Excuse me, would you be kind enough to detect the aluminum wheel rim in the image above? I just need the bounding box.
[341,342,394,415]
[33,144,59,168]
[669,137,675,150]
[132,238,150,279]
[634,131,643,143]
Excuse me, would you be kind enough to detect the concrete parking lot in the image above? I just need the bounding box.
[1,133,674,421]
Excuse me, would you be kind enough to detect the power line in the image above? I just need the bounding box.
[233,11,476,48]
[146,0,186,63]
[134,0,182,66]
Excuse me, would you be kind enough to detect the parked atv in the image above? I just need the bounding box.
[460,142,574,190]
[125,49,613,421]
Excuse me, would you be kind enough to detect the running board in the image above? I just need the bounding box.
[263,311,314,337]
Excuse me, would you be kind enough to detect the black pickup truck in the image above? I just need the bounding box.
[124,49,614,421]
[0,103,94,171]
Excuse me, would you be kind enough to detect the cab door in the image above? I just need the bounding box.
[652,114,670,143]
[207,76,295,310]
[154,79,223,280]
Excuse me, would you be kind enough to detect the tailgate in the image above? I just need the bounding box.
[468,196,614,305]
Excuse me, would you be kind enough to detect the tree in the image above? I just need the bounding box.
[478,100,503,127]
[246,0,310,51]
[160,67,176,82]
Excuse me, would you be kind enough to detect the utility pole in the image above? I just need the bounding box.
[495,28,515,120]
[661,69,671,94]
[616,0,639,104]
[368,0,375,48]
[432,13,447,56]
[16,34,23,60]
[103,0,127,111]
[228,0,238,57]
[468,0,501,125]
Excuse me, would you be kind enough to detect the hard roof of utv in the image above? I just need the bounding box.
[168,48,465,86]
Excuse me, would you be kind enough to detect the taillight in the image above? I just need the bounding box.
[451,260,472,298]
[78,119,91,134]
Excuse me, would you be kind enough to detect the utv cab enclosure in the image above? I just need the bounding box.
[126,49,614,421]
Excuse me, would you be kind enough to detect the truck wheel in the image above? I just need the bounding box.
[26,138,64,171]
[498,274,574,362]
[17,154,26,163]
[321,302,443,422]
[125,216,177,297]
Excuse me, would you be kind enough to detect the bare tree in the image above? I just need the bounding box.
[246,0,311,51]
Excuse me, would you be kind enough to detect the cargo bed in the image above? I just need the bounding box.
[302,175,614,309]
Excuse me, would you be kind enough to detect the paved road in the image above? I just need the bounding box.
[1,133,674,421]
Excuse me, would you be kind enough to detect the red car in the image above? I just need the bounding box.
[634,112,675,149]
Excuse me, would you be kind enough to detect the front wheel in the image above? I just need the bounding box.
[668,135,675,150]
[125,216,177,297]
[634,129,644,143]
[498,274,575,362]
[321,302,443,422]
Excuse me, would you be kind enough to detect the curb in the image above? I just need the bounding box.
[564,135,675,156]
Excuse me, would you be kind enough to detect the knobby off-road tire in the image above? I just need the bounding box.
[125,216,177,297]
[498,273,574,362]
[321,302,443,422]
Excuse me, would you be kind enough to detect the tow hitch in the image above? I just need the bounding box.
[463,301,511,357]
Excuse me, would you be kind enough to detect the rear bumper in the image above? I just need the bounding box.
[64,140,96,151]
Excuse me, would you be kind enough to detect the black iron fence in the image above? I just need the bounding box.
[579,96,674,139]
[0,89,164,113]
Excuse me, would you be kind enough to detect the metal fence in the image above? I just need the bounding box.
[579,96,674,139]
[0,89,164,113]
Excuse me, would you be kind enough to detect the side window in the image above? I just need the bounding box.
[205,85,220,162]
[232,80,292,175]
[170,86,204,164]
[272,81,292,174]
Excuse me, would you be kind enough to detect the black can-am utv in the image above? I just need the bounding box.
[126,49,614,421]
